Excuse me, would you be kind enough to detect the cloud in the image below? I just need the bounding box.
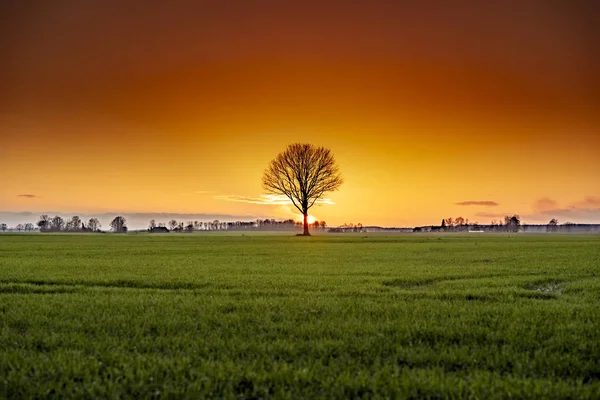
[17,194,40,199]
[475,212,509,218]
[523,196,600,224]
[455,201,499,207]
[215,194,335,206]
[573,196,600,208]
[533,197,558,212]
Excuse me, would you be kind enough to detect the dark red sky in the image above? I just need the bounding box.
[1,1,599,226]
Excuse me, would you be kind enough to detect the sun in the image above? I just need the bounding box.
[307,215,317,224]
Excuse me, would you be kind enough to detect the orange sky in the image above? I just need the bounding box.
[1,1,599,228]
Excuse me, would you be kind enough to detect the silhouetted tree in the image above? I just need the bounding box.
[88,218,101,232]
[168,219,178,231]
[441,219,446,228]
[50,215,65,232]
[0,223,7,232]
[547,218,558,233]
[505,215,520,233]
[149,219,156,230]
[110,216,127,233]
[15,223,24,232]
[37,215,50,232]
[262,143,343,236]
[24,223,34,232]
[68,216,82,232]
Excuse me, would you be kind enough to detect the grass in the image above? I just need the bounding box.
[0,233,599,398]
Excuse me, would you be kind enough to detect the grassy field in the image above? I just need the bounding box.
[1,233,599,398]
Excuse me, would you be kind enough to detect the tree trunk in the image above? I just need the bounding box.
[303,213,310,236]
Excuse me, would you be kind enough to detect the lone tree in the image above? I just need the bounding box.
[262,143,343,236]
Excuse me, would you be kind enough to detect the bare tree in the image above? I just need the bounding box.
[88,218,101,232]
[262,143,343,236]
[37,215,50,232]
[50,216,65,232]
[110,216,127,233]
[69,216,82,232]
[505,215,521,233]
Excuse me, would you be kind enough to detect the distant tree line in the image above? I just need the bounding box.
[328,223,365,233]
[432,215,521,233]
[148,218,328,233]
[0,215,128,233]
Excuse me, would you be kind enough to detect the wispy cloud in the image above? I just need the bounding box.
[533,197,558,212]
[17,194,40,199]
[524,196,600,223]
[573,196,600,208]
[215,194,335,206]
[455,201,498,207]
[475,211,509,218]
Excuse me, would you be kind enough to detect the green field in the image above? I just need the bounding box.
[1,234,599,398]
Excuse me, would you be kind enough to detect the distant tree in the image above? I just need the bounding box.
[0,223,7,232]
[213,220,220,231]
[149,219,156,230]
[319,221,327,230]
[312,220,320,231]
[185,223,194,232]
[193,221,201,230]
[24,223,34,232]
[455,217,465,226]
[69,216,82,232]
[505,215,520,233]
[88,218,101,232]
[262,143,343,236]
[110,216,127,233]
[445,218,454,227]
[168,219,178,231]
[50,215,65,232]
[15,223,24,232]
[547,218,558,233]
[37,215,51,232]
[441,219,446,228]
[158,222,166,228]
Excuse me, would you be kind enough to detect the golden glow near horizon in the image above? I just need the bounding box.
[1,2,599,227]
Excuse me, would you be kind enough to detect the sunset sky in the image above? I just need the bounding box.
[2,1,599,228]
